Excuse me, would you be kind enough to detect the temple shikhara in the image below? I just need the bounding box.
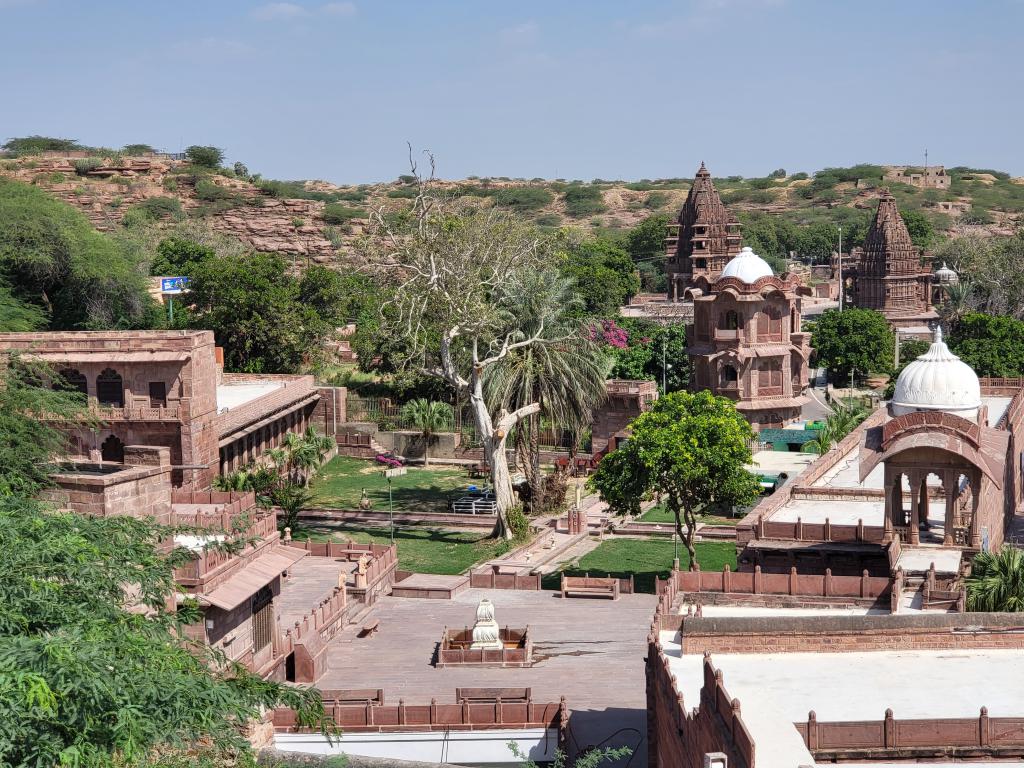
[665,163,742,300]
[850,190,938,331]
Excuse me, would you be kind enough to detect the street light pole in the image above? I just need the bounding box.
[387,476,395,543]
[837,225,843,312]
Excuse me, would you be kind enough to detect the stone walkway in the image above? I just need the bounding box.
[278,556,351,627]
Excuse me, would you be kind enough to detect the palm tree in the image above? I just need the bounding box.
[271,482,314,534]
[803,401,868,455]
[400,399,453,466]
[965,546,1024,612]
[938,278,976,329]
[485,274,611,513]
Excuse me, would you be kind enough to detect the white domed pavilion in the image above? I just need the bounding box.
[891,326,981,421]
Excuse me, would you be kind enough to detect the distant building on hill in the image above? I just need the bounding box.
[884,164,950,190]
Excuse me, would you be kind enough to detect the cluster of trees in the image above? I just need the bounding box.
[810,308,894,383]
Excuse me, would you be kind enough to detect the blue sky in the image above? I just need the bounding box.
[2,0,1022,183]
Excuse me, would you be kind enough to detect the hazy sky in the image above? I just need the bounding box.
[3,0,1022,183]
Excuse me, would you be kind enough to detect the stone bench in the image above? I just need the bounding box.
[456,686,532,703]
[561,574,620,600]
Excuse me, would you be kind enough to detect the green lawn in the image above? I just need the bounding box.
[639,503,741,527]
[543,538,737,593]
[309,456,478,513]
[298,523,508,575]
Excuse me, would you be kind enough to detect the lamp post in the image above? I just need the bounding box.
[837,224,843,312]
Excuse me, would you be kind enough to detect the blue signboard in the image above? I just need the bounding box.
[160,276,190,294]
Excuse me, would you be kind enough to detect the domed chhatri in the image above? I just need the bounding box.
[934,262,959,285]
[720,246,774,284]
[891,326,981,420]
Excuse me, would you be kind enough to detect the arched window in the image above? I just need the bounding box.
[723,310,739,330]
[96,368,123,407]
[100,435,125,463]
[721,365,739,388]
[55,368,88,396]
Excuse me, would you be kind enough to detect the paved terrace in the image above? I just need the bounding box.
[278,556,353,627]
[661,642,1024,768]
[318,588,657,760]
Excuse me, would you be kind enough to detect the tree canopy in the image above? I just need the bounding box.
[596,318,689,393]
[558,237,640,317]
[0,178,159,330]
[623,214,670,293]
[949,312,1024,377]
[182,252,362,373]
[811,307,894,383]
[589,390,760,567]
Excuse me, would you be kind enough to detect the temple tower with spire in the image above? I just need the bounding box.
[850,190,936,331]
[664,163,742,301]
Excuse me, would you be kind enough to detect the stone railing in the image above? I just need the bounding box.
[272,693,567,735]
[676,565,891,601]
[469,568,541,590]
[286,538,398,605]
[436,626,532,668]
[795,707,1024,755]
[171,490,258,530]
[755,515,887,543]
[90,403,181,421]
[174,513,278,586]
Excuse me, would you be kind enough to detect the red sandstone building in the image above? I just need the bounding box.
[687,247,811,428]
[850,191,937,332]
[0,330,343,488]
[665,163,742,302]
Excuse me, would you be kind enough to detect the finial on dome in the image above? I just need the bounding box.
[933,325,943,344]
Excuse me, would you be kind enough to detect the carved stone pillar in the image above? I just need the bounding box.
[918,477,930,531]
[943,471,956,546]
[907,471,921,544]
[969,473,982,548]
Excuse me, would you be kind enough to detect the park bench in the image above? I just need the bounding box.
[561,574,621,600]
[360,618,380,637]
[456,686,532,703]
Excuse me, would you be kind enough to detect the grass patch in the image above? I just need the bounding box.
[299,524,507,575]
[543,538,737,593]
[309,455,478,513]
[639,503,741,527]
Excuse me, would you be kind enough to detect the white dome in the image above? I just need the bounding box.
[934,262,959,285]
[721,246,774,283]
[891,327,981,420]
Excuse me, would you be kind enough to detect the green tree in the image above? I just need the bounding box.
[1,136,85,156]
[602,319,689,393]
[589,391,760,567]
[562,184,605,217]
[400,399,454,466]
[811,308,894,383]
[624,214,670,292]
[270,482,315,532]
[0,178,159,330]
[151,236,215,276]
[559,238,640,317]
[900,209,935,249]
[184,145,225,169]
[183,253,348,373]
[966,546,1024,611]
[949,312,1024,376]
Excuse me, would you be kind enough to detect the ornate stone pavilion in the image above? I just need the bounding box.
[737,328,1019,576]
[850,190,937,331]
[664,162,742,301]
[687,247,811,428]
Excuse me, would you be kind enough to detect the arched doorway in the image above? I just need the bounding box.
[55,368,88,396]
[100,435,125,463]
[96,368,123,407]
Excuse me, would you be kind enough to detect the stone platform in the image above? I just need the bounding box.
[390,573,470,599]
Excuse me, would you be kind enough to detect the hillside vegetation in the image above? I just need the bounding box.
[2,138,1022,270]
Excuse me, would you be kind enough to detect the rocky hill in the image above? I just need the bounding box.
[1,153,1021,266]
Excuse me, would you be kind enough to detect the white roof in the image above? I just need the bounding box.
[891,326,981,420]
[721,246,774,283]
[662,644,1024,768]
[216,381,284,412]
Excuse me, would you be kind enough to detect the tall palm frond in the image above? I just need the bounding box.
[966,546,1024,612]
[400,398,453,465]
